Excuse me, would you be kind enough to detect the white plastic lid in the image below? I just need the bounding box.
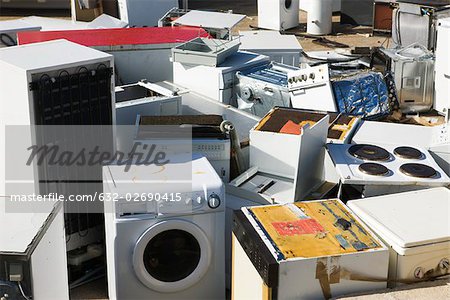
[347,187,450,250]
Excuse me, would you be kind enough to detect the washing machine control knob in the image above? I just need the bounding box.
[208,194,221,209]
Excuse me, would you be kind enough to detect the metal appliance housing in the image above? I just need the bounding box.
[257,0,300,31]
[235,62,336,117]
[133,115,231,183]
[435,17,450,118]
[392,0,450,51]
[0,40,115,251]
[117,0,178,27]
[381,45,435,113]
[232,200,389,299]
[0,203,68,300]
[238,31,303,66]
[348,188,450,287]
[17,27,210,84]
[327,142,450,197]
[103,157,225,299]
[173,51,270,104]
[115,80,181,125]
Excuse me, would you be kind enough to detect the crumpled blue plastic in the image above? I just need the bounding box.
[332,72,391,120]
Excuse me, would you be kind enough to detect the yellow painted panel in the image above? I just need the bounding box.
[250,200,382,259]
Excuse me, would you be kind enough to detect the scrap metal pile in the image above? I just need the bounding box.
[0,1,449,299]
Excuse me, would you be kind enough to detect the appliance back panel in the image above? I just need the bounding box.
[30,64,113,126]
[233,210,279,288]
[29,63,114,238]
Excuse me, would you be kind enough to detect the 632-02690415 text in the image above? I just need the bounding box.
[9,192,183,202]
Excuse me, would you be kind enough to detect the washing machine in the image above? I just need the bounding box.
[258,0,300,31]
[103,156,225,300]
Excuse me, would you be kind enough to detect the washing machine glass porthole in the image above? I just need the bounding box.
[142,229,201,282]
[133,220,212,293]
[285,0,292,9]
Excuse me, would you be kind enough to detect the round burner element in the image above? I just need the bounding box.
[394,146,423,159]
[399,163,437,178]
[359,163,390,176]
[348,144,390,161]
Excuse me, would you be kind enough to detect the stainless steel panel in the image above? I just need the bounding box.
[392,3,450,50]
[392,9,432,49]
[394,60,434,112]
[383,46,435,113]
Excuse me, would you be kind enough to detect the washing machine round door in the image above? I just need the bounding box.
[133,220,211,293]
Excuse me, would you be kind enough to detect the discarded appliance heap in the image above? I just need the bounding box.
[0,1,449,300]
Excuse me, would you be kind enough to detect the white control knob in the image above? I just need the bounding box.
[195,196,203,204]
[208,194,221,209]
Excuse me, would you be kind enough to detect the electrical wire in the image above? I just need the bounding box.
[69,266,105,290]
[18,281,31,300]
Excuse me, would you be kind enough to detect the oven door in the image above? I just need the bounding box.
[132,219,211,293]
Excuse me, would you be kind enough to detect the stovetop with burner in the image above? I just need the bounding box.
[327,143,450,186]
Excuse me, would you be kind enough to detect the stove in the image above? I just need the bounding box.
[351,120,450,178]
[327,142,450,197]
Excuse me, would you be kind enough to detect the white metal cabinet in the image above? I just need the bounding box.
[238,31,302,66]
[232,200,389,300]
[0,202,68,300]
[435,17,450,118]
[258,0,300,31]
[103,158,225,300]
[0,40,115,197]
[249,108,329,199]
[115,80,181,125]
[118,0,178,27]
[173,51,270,104]
[348,188,450,287]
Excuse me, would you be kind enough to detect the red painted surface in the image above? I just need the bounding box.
[279,120,303,135]
[272,219,325,236]
[18,26,210,46]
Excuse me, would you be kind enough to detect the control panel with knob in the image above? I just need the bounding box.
[195,195,203,205]
[287,64,329,91]
[207,193,221,209]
